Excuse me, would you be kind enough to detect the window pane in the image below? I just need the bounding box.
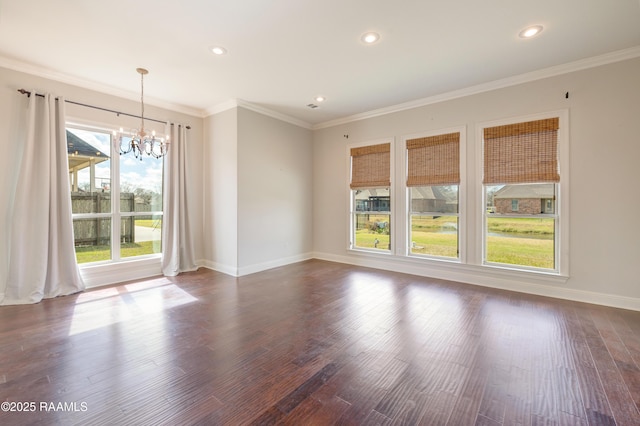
[486,217,555,269]
[353,188,390,251]
[120,215,162,258]
[74,218,111,264]
[68,129,111,214]
[354,213,390,251]
[410,216,458,258]
[409,186,458,258]
[120,141,163,213]
[486,184,555,215]
[410,185,458,214]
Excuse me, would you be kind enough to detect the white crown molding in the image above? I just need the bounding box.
[4,45,639,131]
[236,99,313,129]
[313,45,640,130]
[204,98,241,116]
[0,55,205,118]
[205,98,313,130]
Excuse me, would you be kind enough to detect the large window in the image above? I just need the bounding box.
[349,142,391,252]
[406,132,461,259]
[68,126,163,264]
[482,117,562,272]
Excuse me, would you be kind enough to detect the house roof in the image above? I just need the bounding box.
[494,184,554,199]
[354,189,389,200]
[410,187,447,201]
[67,130,109,172]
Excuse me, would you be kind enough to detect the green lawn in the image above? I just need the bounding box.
[486,235,554,268]
[487,216,554,235]
[408,215,554,267]
[75,241,159,264]
[354,214,390,250]
[135,219,162,229]
[486,216,554,268]
[410,215,458,258]
[354,230,391,250]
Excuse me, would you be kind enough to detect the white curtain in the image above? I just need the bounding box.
[161,123,197,276]
[1,93,85,305]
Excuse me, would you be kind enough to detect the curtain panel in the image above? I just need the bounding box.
[161,123,197,276]
[1,93,84,305]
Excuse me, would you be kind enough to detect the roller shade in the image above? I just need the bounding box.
[483,118,559,184]
[407,132,460,186]
[350,143,391,189]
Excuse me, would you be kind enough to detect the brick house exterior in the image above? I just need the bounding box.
[493,184,555,215]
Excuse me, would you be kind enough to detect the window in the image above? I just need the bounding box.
[406,132,460,259]
[68,126,163,264]
[349,142,391,252]
[482,117,561,272]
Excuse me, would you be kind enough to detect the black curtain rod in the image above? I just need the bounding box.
[17,89,191,129]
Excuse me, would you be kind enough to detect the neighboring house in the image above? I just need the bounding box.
[355,189,390,212]
[410,186,453,213]
[493,184,555,214]
[67,130,109,193]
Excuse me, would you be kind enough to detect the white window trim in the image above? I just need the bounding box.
[67,122,164,267]
[346,137,395,255]
[401,125,467,263]
[476,109,570,277]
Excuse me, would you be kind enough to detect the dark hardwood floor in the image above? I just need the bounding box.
[1,259,640,425]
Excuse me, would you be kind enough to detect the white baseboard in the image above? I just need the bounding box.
[198,259,239,277]
[80,252,640,311]
[237,252,314,276]
[199,253,314,277]
[311,251,640,311]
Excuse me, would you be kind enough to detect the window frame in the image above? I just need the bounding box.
[67,122,164,265]
[347,138,395,254]
[403,126,466,262]
[478,110,569,276]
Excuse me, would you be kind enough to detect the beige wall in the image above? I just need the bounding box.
[203,108,238,274]
[237,107,313,273]
[312,57,640,304]
[202,106,313,275]
[3,57,640,307]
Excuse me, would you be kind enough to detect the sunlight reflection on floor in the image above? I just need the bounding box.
[69,278,198,336]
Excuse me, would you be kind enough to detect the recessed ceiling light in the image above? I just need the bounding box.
[519,25,543,39]
[361,32,380,44]
[314,96,326,103]
[210,46,227,55]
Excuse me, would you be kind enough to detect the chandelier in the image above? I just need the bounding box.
[115,68,169,160]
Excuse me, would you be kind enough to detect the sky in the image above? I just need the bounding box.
[68,128,163,194]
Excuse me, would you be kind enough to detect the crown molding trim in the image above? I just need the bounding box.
[205,98,312,130]
[0,55,205,118]
[313,45,640,130]
[204,99,240,116]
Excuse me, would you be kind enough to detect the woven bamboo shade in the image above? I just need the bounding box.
[406,132,460,186]
[483,118,560,184]
[350,143,391,189]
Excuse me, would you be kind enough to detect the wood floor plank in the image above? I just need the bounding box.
[2,260,640,425]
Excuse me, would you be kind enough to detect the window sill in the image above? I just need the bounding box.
[344,249,569,287]
[79,255,162,289]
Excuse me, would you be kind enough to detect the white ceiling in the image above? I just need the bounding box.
[1,0,639,127]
